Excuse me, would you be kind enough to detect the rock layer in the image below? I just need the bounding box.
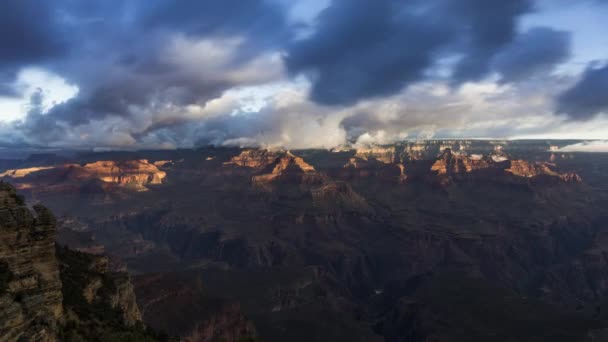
[1,159,167,193]
[0,183,63,341]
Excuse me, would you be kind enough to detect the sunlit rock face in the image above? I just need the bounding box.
[430,149,495,175]
[224,149,283,170]
[0,160,167,193]
[225,150,324,188]
[0,166,56,178]
[429,149,582,185]
[349,140,577,164]
[79,160,166,188]
[506,160,583,184]
[251,152,321,187]
[340,157,407,183]
[354,146,399,164]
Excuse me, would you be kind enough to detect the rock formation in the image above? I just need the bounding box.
[225,150,324,188]
[311,181,372,215]
[0,182,155,341]
[251,152,322,187]
[429,148,582,185]
[81,160,166,188]
[0,166,55,178]
[1,159,167,194]
[0,183,63,341]
[341,157,407,183]
[354,146,398,163]
[224,149,283,169]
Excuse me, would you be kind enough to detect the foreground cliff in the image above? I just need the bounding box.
[0,183,63,341]
[0,182,158,341]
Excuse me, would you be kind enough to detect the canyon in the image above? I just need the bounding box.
[1,139,607,341]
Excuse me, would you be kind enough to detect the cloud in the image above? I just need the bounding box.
[141,0,290,46]
[285,0,541,106]
[0,0,605,150]
[190,81,349,149]
[0,0,66,95]
[557,63,608,120]
[558,140,608,152]
[1,0,292,148]
[339,77,570,144]
[285,0,452,106]
[448,0,533,83]
[493,27,571,82]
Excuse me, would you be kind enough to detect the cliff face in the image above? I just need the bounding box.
[0,182,153,341]
[429,149,582,185]
[56,246,144,334]
[341,157,407,183]
[0,183,63,341]
[225,150,325,188]
[251,152,323,187]
[224,149,282,169]
[344,140,576,163]
[1,159,167,193]
[354,146,398,164]
[79,160,167,188]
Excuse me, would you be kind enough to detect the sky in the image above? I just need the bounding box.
[0,0,607,151]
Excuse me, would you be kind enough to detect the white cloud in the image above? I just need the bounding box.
[0,68,78,122]
[558,140,608,152]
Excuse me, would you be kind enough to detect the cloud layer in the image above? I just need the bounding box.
[0,0,605,150]
[558,63,608,120]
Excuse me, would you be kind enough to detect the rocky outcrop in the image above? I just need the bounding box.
[506,160,582,182]
[346,140,579,164]
[0,166,55,178]
[430,150,494,175]
[0,182,154,341]
[251,152,322,187]
[224,149,283,169]
[56,246,143,327]
[225,150,324,189]
[81,160,166,188]
[354,146,398,164]
[429,149,582,185]
[1,159,167,194]
[0,183,63,341]
[341,157,407,183]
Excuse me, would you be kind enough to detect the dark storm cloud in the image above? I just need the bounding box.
[4,0,292,146]
[493,27,571,83]
[142,0,290,50]
[558,63,608,120]
[285,0,451,106]
[0,0,65,95]
[447,0,533,83]
[0,0,602,149]
[285,0,537,106]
